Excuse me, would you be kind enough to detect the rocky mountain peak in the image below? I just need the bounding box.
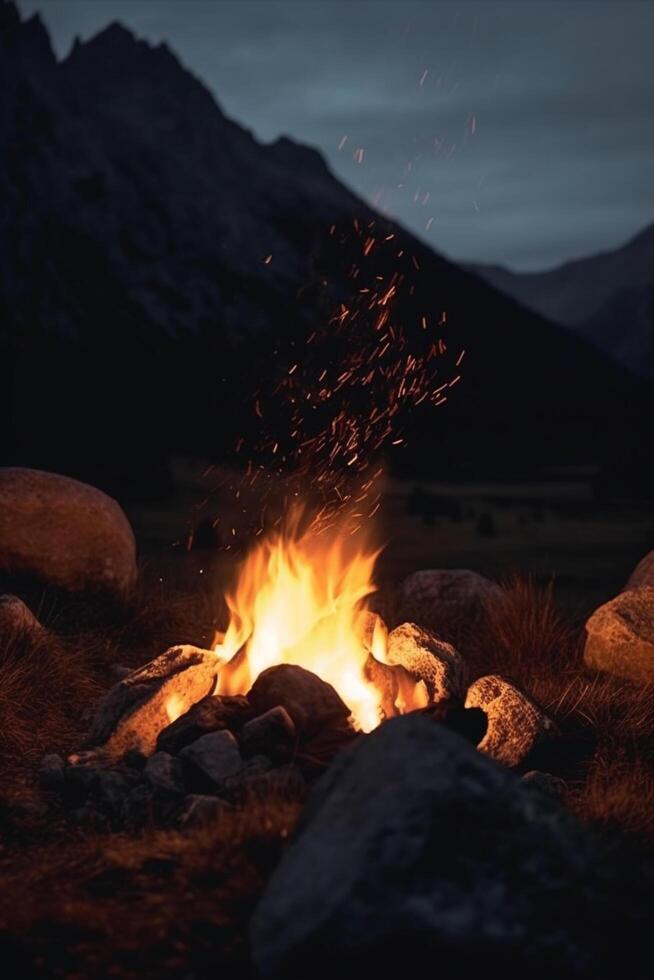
[0,1,54,66]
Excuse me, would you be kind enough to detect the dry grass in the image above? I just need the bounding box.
[0,628,102,777]
[466,575,576,681]
[0,796,302,979]
[0,573,219,799]
[467,576,654,839]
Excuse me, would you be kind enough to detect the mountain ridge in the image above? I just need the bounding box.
[1,0,651,495]
[470,222,654,379]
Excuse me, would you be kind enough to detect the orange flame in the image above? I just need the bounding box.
[213,512,424,731]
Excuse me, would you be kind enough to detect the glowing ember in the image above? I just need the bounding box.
[212,512,425,732]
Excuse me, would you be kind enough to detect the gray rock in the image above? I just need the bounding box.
[63,763,100,802]
[0,594,45,638]
[625,549,654,590]
[242,755,274,776]
[251,715,600,979]
[180,730,243,787]
[584,587,654,684]
[385,622,467,703]
[465,675,556,767]
[240,706,297,762]
[398,568,502,640]
[156,694,253,755]
[0,467,137,597]
[120,784,154,830]
[90,769,140,817]
[248,664,351,736]
[123,748,147,770]
[143,752,185,795]
[37,753,65,790]
[180,794,236,829]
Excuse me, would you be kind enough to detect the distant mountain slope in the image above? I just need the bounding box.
[470,223,654,379]
[1,1,652,495]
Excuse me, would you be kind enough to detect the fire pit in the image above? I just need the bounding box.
[42,512,553,832]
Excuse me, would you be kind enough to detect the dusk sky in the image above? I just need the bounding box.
[18,0,654,271]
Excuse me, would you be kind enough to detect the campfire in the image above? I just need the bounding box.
[213,511,429,731]
[69,510,469,783]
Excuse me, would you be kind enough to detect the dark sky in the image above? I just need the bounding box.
[17,1,654,271]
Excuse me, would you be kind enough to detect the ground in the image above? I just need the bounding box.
[0,460,653,977]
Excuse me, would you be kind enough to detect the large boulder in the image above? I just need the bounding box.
[464,674,556,767]
[0,468,137,597]
[584,587,654,684]
[397,569,502,640]
[251,715,607,979]
[625,550,654,591]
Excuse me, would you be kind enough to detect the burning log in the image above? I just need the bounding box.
[70,645,219,766]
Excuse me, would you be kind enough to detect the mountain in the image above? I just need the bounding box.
[1,1,652,497]
[470,223,654,380]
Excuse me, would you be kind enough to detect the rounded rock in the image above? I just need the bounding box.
[248,664,351,737]
[251,715,601,979]
[386,622,467,703]
[143,751,185,795]
[624,549,654,591]
[240,706,297,762]
[398,568,502,640]
[0,467,137,597]
[37,752,65,790]
[0,594,45,637]
[584,587,654,684]
[180,729,243,787]
[465,675,556,767]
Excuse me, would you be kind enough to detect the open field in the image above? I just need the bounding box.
[125,458,654,617]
